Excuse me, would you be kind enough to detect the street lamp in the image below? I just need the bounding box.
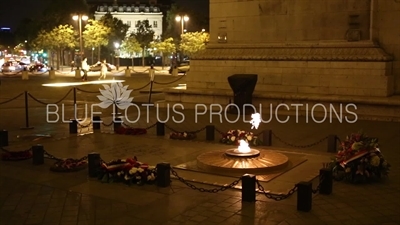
[175,15,189,34]
[72,14,88,68]
[114,42,120,70]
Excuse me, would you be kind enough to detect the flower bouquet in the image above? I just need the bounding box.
[169,131,196,140]
[98,157,157,185]
[115,127,147,135]
[331,131,390,183]
[220,129,262,146]
[1,148,32,161]
[50,158,88,172]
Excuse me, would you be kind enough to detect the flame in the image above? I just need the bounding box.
[250,113,261,129]
[238,140,250,153]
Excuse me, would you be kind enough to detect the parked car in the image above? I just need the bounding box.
[29,63,48,72]
[168,60,190,74]
[1,61,23,73]
[89,62,116,72]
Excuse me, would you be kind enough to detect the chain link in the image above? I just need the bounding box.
[153,75,185,85]
[171,168,241,193]
[214,127,225,135]
[0,93,24,105]
[272,132,328,148]
[165,124,206,134]
[1,146,31,153]
[256,180,298,201]
[44,149,88,162]
[312,173,324,194]
[28,89,72,105]
[77,121,92,128]
[145,122,157,130]
[102,121,114,127]
[132,82,151,91]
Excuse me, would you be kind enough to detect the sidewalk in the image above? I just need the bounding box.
[0,105,399,225]
[53,66,171,77]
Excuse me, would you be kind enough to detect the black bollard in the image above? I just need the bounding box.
[319,168,333,195]
[92,116,101,130]
[205,125,215,141]
[156,122,165,136]
[69,119,78,134]
[32,145,44,165]
[297,181,312,212]
[241,174,256,202]
[262,129,272,146]
[156,162,170,187]
[113,117,122,131]
[327,135,337,153]
[88,152,101,178]
[0,130,8,147]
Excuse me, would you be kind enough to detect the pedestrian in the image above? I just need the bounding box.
[70,60,75,72]
[171,64,178,76]
[81,57,90,81]
[144,64,159,81]
[99,59,108,80]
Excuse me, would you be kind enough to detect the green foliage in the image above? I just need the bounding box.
[150,38,176,56]
[179,32,209,56]
[163,4,179,40]
[132,20,155,66]
[83,19,110,49]
[31,25,75,51]
[121,37,142,57]
[99,13,130,49]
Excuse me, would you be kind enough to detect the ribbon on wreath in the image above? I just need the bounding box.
[339,148,380,168]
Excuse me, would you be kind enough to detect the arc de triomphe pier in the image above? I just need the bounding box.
[163,0,400,121]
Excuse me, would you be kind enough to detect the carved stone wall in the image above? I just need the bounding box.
[210,0,371,44]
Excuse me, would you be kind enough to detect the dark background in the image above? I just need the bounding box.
[0,0,208,31]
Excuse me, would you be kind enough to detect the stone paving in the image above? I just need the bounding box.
[0,77,399,225]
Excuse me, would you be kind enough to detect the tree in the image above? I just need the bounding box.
[31,25,75,69]
[83,19,111,61]
[121,37,142,67]
[179,32,209,57]
[150,38,176,69]
[163,4,179,40]
[99,13,129,50]
[132,20,155,66]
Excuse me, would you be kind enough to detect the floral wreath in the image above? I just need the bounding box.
[169,131,196,140]
[220,129,262,146]
[331,130,390,183]
[50,158,88,172]
[98,157,157,185]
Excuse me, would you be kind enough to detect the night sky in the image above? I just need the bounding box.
[0,0,208,31]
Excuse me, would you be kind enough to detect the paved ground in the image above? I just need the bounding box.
[0,78,399,225]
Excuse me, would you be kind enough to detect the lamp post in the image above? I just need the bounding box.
[114,42,120,71]
[175,15,189,35]
[91,47,94,64]
[72,14,88,68]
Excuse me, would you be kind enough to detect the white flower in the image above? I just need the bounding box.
[147,175,152,181]
[136,176,141,180]
[137,168,144,173]
[247,135,252,141]
[230,136,236,141]
[117,172,121,176]
[124,174,129,180]
[148,166,156,170]
[97,82,134,110]
[121,159,126,162]
[183,132,187,137]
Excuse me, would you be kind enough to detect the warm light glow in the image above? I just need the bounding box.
[42,80,125,87]
[114,42,120,49]
[72,15,79,20]
[238,140,250,153]
[250,113,261,129]
[183,15,189,21]
[82,15,88,21]
[175,16,181,22]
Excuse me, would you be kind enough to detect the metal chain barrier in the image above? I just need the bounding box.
[1,146,32,153]
[28,89,73,105]
[272,132,328,148]
[153,75,185,85]
[214,127,225,135]
[165,124,206,134]
[171,168,241,193]
[256,180,298,201]
[132,82,151,91]
[102,121,114,127]
[0,93,24,105]
[43,149,88,162]
[145,122,157,130]
[312,173,324,194]
[76,88,99,94]
[111,68,126,75]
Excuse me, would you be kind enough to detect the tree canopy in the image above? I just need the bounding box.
[179,32,209,56]
[150,38,176,68]
[99,13,130,50]
[132,20,155,66]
